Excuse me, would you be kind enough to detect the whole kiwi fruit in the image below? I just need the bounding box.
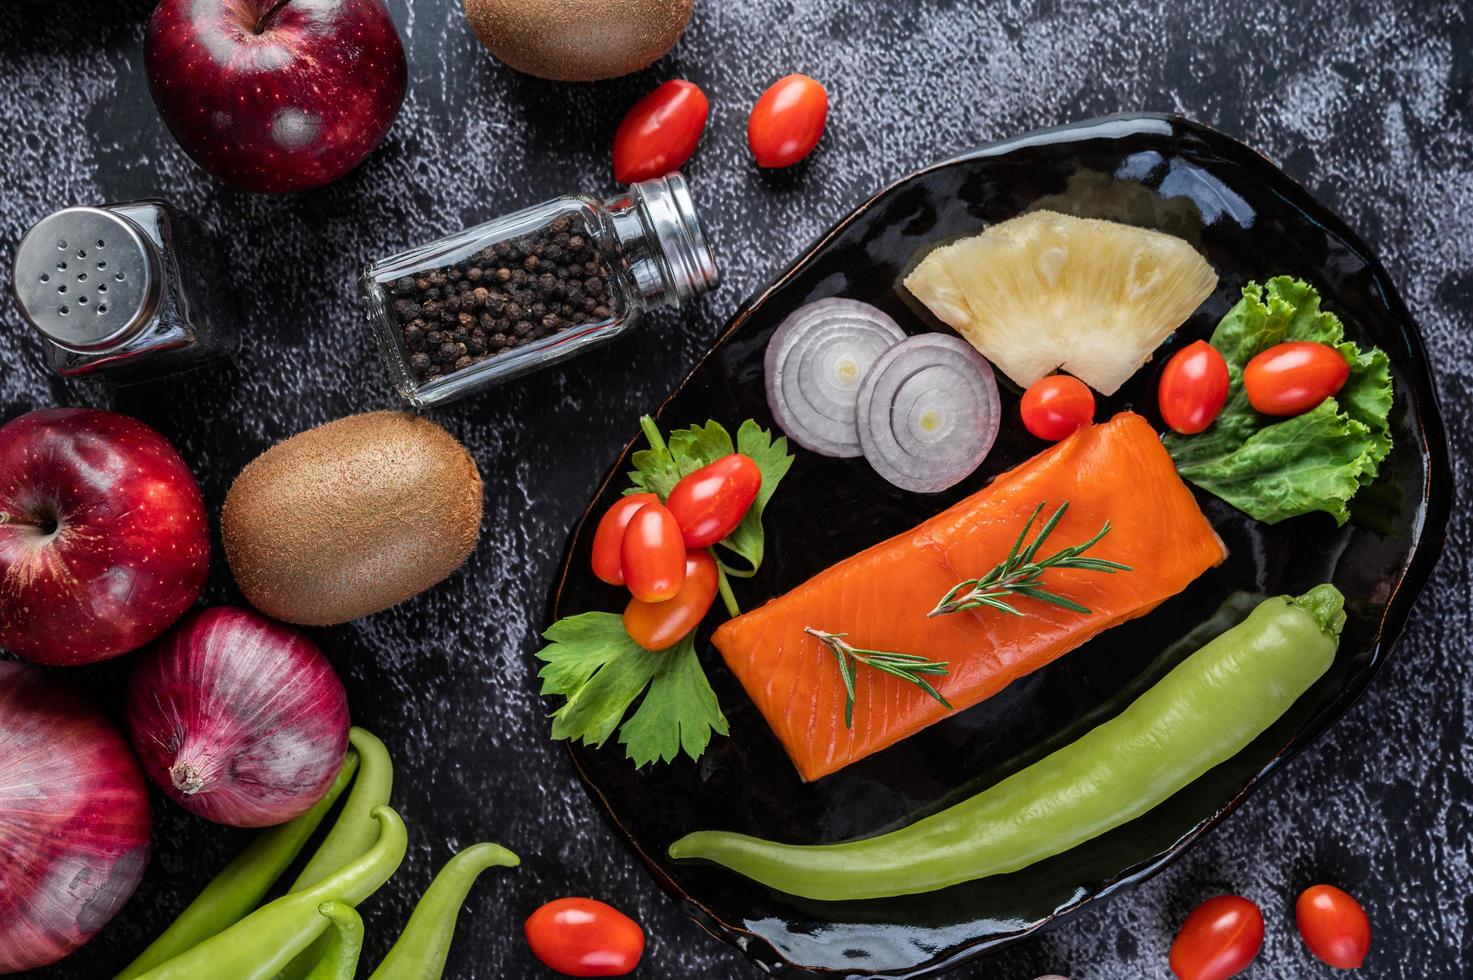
[222,412,482,626]
[463,0,694,82]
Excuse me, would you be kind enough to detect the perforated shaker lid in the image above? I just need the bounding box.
[12,207,162,353]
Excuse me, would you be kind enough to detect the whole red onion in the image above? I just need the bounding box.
[0,660,152,973]
[126,607,350,828]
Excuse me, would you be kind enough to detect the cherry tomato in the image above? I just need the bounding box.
[624,551,719,650]
[1243,340,1350,416]
[1169,895,1264,980]
[590,493,658,586]
[1020,374,1095,441]
[665,453,762,548]
[620,502,686,602]
[612,79,710,184]
[525,897,644,977]
[1296,884,1371,969]
[748,73,828,168]
[1159,340,1230,435]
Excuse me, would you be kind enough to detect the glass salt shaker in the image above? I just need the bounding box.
[10,201,237,382]
[361,172,718,407]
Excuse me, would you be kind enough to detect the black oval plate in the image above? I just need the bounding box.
[547,114,1452,978]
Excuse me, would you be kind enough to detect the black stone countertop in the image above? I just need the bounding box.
[2,1,1469,978]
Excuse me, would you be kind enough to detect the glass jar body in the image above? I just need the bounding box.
[362,174,717,407]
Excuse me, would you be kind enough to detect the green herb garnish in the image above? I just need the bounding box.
[536,415,792,767]
[625,414,795,613]
[536,613,728,767]
[929,500,1130,618]
[803,628,952,729]
[1164,276,1393,525]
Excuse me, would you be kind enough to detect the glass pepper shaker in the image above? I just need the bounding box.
[10,200,237,382]
[361,172,718,407]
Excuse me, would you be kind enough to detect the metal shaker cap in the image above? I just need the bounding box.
[12,207,162,353]
[629,173,720,307]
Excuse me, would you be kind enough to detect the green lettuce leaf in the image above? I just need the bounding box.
[1164,276,1393,525]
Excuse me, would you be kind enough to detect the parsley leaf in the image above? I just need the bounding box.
[536,613,727,766]
[540,415,790,768]
[619,633,729,766]
[1164,276,1393,525]
[717,421,795,577]
[624,414,794,579]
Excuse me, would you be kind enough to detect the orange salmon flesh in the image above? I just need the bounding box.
[712,412,1226,781]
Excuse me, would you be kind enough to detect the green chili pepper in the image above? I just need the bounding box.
[669,585,1346,901]
[368,843,520,980]
[280,727,395,980]
[113,750,361,980]
[293,727,395,891]
[135,806,408,980]
[303,903,363,980]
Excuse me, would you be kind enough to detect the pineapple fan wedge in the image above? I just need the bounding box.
[902,210,1218,394]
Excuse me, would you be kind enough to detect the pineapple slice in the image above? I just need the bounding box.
[902,210,1218,394]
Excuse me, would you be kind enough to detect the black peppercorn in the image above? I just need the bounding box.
[390,211,615,385]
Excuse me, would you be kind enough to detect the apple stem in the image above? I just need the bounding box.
[0,511,43,529]
[254,0,292,34]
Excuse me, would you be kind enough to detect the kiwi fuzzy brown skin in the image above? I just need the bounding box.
[222,412,483,627]
[462,0,693,82]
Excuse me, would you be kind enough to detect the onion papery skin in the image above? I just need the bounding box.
[0,660,152,973]
[126,607,350,828]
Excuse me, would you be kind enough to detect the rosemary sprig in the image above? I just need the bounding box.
[804,627,952,729]
[929,500,1131,618]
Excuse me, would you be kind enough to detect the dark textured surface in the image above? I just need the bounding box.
[0,2,1468,978]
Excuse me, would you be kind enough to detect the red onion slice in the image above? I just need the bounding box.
[764,298,906,457]
[856,334,1000,493]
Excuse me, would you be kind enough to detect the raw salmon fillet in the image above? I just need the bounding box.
[713,411,1225,781]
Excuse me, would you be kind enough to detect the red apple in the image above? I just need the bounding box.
[144,0,407,193]
[0,408,210,666]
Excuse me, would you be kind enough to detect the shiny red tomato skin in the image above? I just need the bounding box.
[1296,884,1371,969]
[665,454,762,548]
[1243,341,1351,416]
[1159,340,1231,434]
[612,80,709,184]
[1020,375,1095,441]
[525,897,645,977]
[624,551,719,650]
[748,73,828,168]
[620,502,686,602]
[590,493,658,586]
[1169,895,1264,980]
